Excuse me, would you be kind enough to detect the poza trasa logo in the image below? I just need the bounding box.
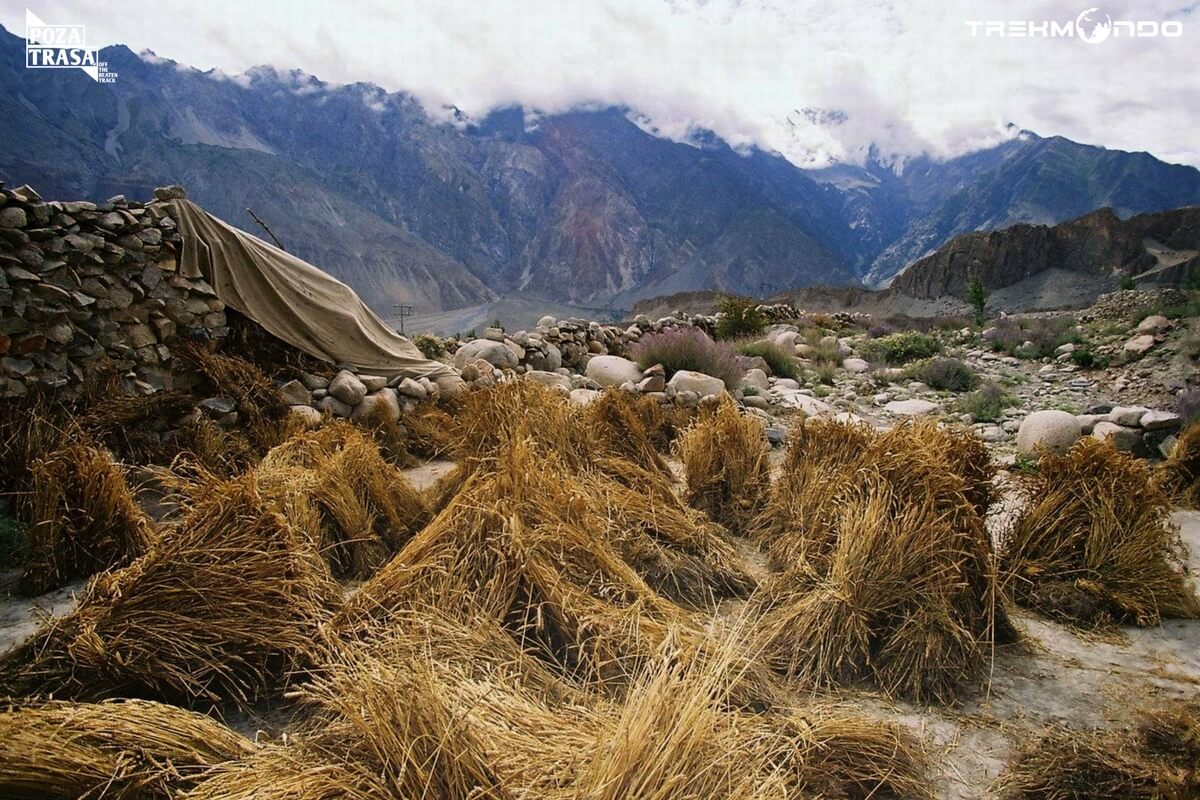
[24,9,117,82]
[966,7,1183,43]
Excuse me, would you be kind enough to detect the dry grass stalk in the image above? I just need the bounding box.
[253,422,430,579]
[999,700,1200,799]
[583,390,672,475]
[752,419,1008,702]
[1160,420,1200,508]
[77,376,195,464]
[1000,437,1199,629]
[182,744,389,800]
[20,442,157,594]
[676,397,771,534]
[172,417,259,476]
[0,698,254,800]
[6,473,339,706]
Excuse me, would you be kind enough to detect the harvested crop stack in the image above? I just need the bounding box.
[1000,700,1200,799]
[333,439,691,686]
[574,634,930,800]
[20,442,157,594]
[78,378,195,465]
[0,699,254,799]
[752,419,1008,702]
[584,390,672,475]
[6,474,339,705]
[676,398,770,534]
[1000,437,1199,628]
[254,423,430,579]
[1160,420,1200,508]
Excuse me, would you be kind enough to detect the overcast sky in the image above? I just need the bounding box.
[3,0,1196,167]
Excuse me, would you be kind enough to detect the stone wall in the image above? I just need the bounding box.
[0,183,226,399]
[442,303,827,380]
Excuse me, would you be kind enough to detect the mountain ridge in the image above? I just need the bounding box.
[3,25,1199,313]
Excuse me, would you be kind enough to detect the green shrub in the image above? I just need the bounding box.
[715,296,767,340]
[1069,348,1109,369]
[984,317,1081,359]
[1136,293,1200,322]
[959,383,1017,422]
[905,357,978,392]
[737,339,801,380]
[814,364,836,385]
[632,329,743,389]
[1119,274,1136,291]
[861,331,941,365]
[412,334,445,360]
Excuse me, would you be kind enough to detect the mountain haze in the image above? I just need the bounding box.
[2,26,1199,313]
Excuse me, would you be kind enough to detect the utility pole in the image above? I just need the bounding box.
[393,304,413,336]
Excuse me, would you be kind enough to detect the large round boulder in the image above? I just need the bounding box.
[667,370,725,398]
[1016,410,1082,457]
[453,339,518,370]
[585,355,643,387]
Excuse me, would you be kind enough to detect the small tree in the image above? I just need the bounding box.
[1119,274,1136,291]
[966,275,987,326]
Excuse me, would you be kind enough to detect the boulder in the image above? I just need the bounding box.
[884,399,939,416]
[524,369,572,391]
[396,377,427,399]
[454,339,518,370]
[279,379,312,406]
[435,374,468,397]
[1136,315,1170,335]
[569,388,601,406]
[359,374,388,392]
[585,355,643,387]
[773,390,834,416]
[667,370,726,398]
[1091,421,1141,452]
[317,395,353,418]
[1123,334,1156,355]
[741,368,769,391]
[1106,406,1150,427]
[1139,409,1181,431]
[842,357,870,373]
[1016,410,1081,457]
[636,374,666,393]
[328,369,367,406]
[288,404,323,427]
[352,389,401,424]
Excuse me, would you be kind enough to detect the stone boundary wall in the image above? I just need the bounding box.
[0,183,226,399]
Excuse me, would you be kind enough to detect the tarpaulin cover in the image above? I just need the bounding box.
[165,199,456,380]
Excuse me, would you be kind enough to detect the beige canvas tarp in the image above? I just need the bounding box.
[164,198,457,380]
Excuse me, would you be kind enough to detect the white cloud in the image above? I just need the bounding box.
[4,0,1197,166]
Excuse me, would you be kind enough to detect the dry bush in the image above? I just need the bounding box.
[676,398,770,534]
[751,419,1008,702]
[1000,438,1199,629]
[0,699,254,800]
[5,474,339,706]
[1159,420,1200,508]
[1000,701,1200,799]
[20,443,157,594]
[253,422,430,579]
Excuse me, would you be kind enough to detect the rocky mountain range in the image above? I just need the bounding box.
[3,25,1200,314]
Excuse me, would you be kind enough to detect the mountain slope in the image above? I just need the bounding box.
[893,206,1200,304]
[2,25,1199,312]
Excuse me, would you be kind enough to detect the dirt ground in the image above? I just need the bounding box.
[2,460,1196,798]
